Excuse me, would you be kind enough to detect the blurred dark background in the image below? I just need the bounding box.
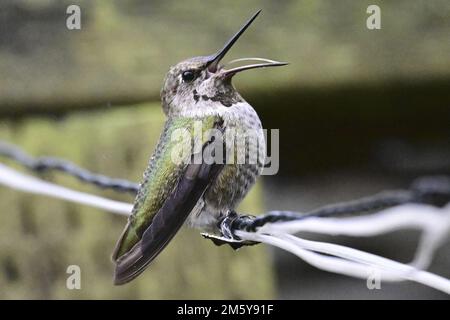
[0,0,449,299]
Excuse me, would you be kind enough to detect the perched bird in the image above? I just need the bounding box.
[112,10,287,285]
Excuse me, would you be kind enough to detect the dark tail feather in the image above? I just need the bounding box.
[113,208,186,285]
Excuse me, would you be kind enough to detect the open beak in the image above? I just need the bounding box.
[206,10,288,77]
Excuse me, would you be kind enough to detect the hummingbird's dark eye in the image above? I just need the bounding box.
[181,70,196,82]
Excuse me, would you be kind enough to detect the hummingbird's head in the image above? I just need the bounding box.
[160,10,287,117]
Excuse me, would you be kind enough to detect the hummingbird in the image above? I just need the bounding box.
[112,10,287,285]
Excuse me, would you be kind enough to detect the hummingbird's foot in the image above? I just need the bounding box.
[219,210,255,239]
[201,211,259,250]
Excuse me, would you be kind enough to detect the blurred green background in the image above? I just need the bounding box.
[0,0,449,299]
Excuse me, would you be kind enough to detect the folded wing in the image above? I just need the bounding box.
[112,115,225,285]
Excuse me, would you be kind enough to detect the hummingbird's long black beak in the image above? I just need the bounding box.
[206,10,261,72]
[206,10,288,76]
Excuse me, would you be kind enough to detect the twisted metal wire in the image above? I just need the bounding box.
[0,141,139,194]
[237,176,450,232]
[1,140,449,234]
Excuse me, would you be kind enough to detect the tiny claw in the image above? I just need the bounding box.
[218,211,239,239]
